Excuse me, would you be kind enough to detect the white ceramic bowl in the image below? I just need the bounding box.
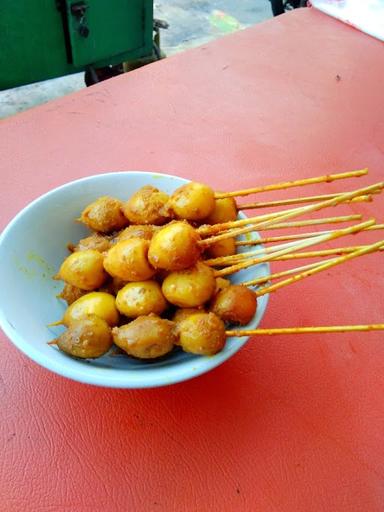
[0,172,269,388]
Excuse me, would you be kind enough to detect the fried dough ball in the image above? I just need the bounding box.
[211,285,257,325]
[168,182,215,221]
[148,221,201,271]
[79,196,128,233]
[204,197,238,224]
[162,262,215,307]
[56,315,112,359]
[205,237,236,258]
[112,315,176,359]
[177,312,226,356]
[172,307,204,345]
[57,283,87,305]
[113,224,158,244]
[73,233,111,253]
[116,281,167,318]
[104,238,155,281]
[214,277,231,295]
[62,292,119,327]
[58,249,108,290]
[122,185,170,225]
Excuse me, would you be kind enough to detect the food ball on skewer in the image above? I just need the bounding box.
[57,249,108,290]
[148,221,202,271]
[113,224,158,244]
[78,196,128,233]
[162,261,216,308]
[104,238,156,281]
[211,285,257,325]
[112,315,176,359]
[205,237,236,258]
[204,197,238,224]
[54,315,113,359]
[52,291,120,327]
[167,182,216,221]
[122,185,170,225]
[172,307,205,345]
[116,281,167,318]
[177,312,226,356]
[71,233,111,253]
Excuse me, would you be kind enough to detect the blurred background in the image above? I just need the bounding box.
[0,1,274,119]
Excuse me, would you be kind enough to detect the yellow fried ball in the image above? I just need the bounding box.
[211,285,257,325]
[113,224,158,243]
[177,312,226,356]
[103,238,155,281]
[168,182,215,221]
[79,196,128,233]
[55,315,112,359]
[73,233,111,253]
[61,292,119,327]
[162,261,215,307]
[116,281,167,318]
[112,315,176,359]
[172,307,204,345]
[122,185,170,225]
[58,249,107,290]
[205,237,236,258]
[148,221,201,271]
[204,197,237,224]
[214,277,231,295]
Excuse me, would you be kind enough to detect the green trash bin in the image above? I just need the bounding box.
[0,0,154,90]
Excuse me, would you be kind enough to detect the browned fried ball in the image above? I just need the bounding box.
[112,315,176,359]
[73,233,111,253]
[57,283,87,305]
[168,182,215,221]
[210,285,257,325]
[55,315,113,359]
[79,196,128,233]
[103,238,155,281]
[113,224,158,244]
[205,237,236,258]
[122,185,170,225]
[177,312,226,356]
[172,307,204,345]
[204,197,238,224]
[148,221,202,271]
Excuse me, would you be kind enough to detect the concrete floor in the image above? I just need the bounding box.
[0,1,272,119]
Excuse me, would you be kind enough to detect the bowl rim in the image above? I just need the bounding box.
[0,171,269,388]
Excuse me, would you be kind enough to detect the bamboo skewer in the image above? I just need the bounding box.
[215,168,368,199]
[208,242,384,268]
[255,239,384,297]
[200,214,363,247]
[226,324,384,337]
[235,223,384,246]
[238,192,373,210]
[200,181,383,245]
[241,260,329,287]
[255,214,363,231]
[213,220,375,277]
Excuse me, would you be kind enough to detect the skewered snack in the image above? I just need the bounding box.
[116,281,167,317]
[52,315,113,359]
[56,249,108,290]
[112,315,176,359]
[50,169,384,362]
[103,238,156,281]
[122,185,170,225]
[78,196,128,233]
[162,261,216,307]
[211,285,257,325]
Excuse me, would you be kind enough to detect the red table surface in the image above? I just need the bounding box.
[1,8,384,512]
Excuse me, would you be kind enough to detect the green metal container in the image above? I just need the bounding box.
[0,0,154,90]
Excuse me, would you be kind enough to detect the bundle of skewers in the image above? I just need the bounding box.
[50,168,384,361]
